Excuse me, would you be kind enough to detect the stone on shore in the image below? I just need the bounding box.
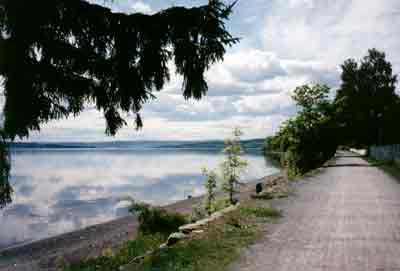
[179,204,240,233]
[167,232,187,246]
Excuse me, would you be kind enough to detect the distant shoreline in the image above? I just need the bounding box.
[9,139,266,150]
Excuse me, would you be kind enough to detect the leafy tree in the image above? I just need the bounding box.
[265,84,337,176]
[0,0,238,207]
[220,127,248,204]
[202,168,218,216]
[265,49,399,176]
[292,84,331,114]
[335,48,399,148]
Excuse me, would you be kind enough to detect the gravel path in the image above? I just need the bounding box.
[230,152,400,271]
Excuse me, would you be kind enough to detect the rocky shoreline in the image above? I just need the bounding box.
[0,173,282,271]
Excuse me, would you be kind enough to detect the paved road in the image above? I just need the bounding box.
[230,152,400,271]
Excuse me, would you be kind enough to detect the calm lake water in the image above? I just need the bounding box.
[0,141,279,249]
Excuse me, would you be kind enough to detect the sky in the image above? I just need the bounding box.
[6,0,400,141]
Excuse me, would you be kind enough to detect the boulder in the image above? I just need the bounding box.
[256,183,263,194]
[159,243,168,250]
[179,204,240,233]
[166,232,187,246]
[179,222,202,233]
[251,191,274,200]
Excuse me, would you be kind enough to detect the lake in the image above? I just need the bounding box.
[0,140,279,249]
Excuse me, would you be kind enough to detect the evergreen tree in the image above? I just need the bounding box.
[0,132,11,208]
[0,0,238,207]
[0,0,238,138]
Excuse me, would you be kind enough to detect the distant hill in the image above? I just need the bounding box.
[10,139,265,153]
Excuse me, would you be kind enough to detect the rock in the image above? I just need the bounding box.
[251,192,274,200]
[256,183,263,194]
[179,204,240,233]
[167,232,187,246]
[210,211,223,220]
[159,243,168,249]
[179,222,201,233]
[220,203,239,214]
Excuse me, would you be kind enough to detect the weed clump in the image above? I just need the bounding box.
[130,203,187,236]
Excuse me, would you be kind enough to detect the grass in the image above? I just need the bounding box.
[131,203,187,236]
[65,201,280,271]
[64,234,165,271]
[241,206,282,219]
[364,156,400,181]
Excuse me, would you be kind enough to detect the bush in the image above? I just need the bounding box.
[130,203,187,236]
[220,127,248,204]
[202,168,218,216]
[264,84,338,177]
[212,198,231,211]
[189,203,207,223]
[66,234,165,271]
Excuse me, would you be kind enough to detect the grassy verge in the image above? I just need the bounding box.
[65,200,281,271]
[364,156,400,181]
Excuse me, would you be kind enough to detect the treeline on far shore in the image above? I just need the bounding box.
[265,49,400,177]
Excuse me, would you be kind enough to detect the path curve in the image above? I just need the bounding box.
[230,152,400,271]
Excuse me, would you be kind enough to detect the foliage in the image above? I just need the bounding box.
[0,0,238,139]
[202,168,218,216]
[65,233,165,271]
[220,127,248,204]
[265,49,400,176]
[292,84,331,113]
[135,204,280,271]
[265,84,337,176]
[334,48,400,148]
[241,206,282,218]
[189,203,207,223]
[364,156,400,183]
[212,198,231,211]
[0,133,12,208]
[130,202,187,236]
[67,201,280,271]
[0,0,237,208]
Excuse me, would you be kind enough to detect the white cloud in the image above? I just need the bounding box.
[130,1,153,14]
[15,0,400,141]
[262,0,400,68]
[220,50,286,82]
[87,0,153,14]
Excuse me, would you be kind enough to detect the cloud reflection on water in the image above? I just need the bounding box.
[0,148,279,249]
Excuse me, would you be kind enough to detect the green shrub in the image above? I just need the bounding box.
[212,198,231,211]
[202,168,218,216]
[65,234,165,271]
[220,127,248,204]
[189,203,206,223]
[130,203,187,236]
